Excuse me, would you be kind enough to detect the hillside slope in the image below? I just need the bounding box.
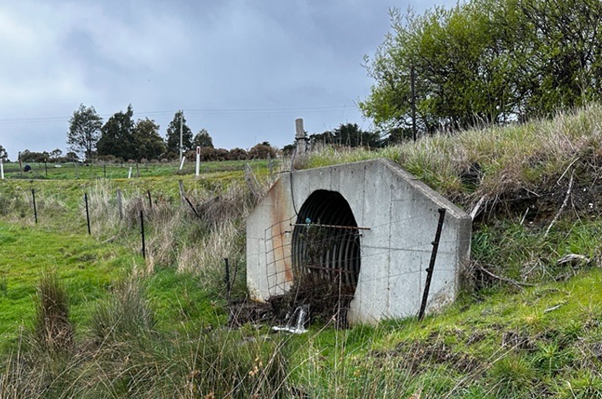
[2,109,602,397]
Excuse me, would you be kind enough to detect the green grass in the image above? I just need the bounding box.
[3,106,602,397]
[1,159,274,180]
[0,221,128,349]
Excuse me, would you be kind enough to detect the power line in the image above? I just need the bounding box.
[0,105,355,126]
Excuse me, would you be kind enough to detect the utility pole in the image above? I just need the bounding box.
[411,64,417,142]
[179,110,183,163]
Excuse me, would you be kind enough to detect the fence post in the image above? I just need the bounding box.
[140,210,146,260]
[31,188,38,224]
[418,208,446,321]
[0,159,4,180]
[84,193,91,235]
[116,189,123,220]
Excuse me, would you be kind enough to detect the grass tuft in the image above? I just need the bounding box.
[33,271,73,353]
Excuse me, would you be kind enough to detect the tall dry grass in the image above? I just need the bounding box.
[0,276,290,399]
[304,104,602,208]
[86,173,268,294]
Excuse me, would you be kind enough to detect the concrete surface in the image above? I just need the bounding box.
[246,158,472,324]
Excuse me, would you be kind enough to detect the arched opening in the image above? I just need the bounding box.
[291,190,361,295]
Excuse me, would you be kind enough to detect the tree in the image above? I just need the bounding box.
[19,149,49,163]
[360,0,602,135]
[66,152,78,162]
[333,123,382,148]
[515,0,602,116]
[49,148,62,161]
[309,124,383,148]
[165,110,193,157]
[97,105,135,160]
[228,147,248,160]
[132,118,166,161]
[0,145,8,162]
[248,142,276,159]
[67,104,103,161]
[192,129,214,149]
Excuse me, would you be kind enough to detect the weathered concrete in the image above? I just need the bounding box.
[295,118,307,155]
[246,158,471,324]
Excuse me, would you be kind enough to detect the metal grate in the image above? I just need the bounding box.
[291,190,361,292]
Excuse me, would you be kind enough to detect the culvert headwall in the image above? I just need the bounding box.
[246,158,472,324]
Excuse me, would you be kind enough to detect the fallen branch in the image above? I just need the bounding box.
[557,157,580,185]
[544,303,566,313]
[470,195,488,220]
[545,173,574,237]
[557,253,590,266]
[475,263,534,290]
[101,234,120,244]
[184,196,201,219]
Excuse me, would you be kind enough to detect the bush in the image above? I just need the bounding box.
[248,144,276,159]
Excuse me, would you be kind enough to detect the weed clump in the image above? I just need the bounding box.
[34,272,73,353]
[89,279,155,344]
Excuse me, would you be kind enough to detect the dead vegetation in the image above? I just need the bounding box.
[228,274,354,329]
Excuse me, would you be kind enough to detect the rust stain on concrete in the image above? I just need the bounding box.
[269,180,294,283]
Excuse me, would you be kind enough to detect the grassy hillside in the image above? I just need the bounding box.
[1,107,602,397]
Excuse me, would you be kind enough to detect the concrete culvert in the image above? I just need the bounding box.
[246,158,472,325]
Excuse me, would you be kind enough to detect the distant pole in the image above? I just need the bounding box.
[411,64,417,142]
[44,159,48,177]
[195,146,201,177]
[128,166,132,179]
[179,110,183,164]
[0,159,4,180]
[103,163,107,178]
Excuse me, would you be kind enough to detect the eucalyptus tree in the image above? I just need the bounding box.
[67,104,103,161]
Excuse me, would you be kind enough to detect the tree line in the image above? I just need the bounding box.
[2,115,385,165]
[68,104,390,163]
[360,0,602,138]
[66,104,217,162]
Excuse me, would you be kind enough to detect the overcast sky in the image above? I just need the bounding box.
[0,0,455,161]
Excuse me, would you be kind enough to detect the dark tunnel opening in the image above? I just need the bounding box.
[291,190,361,295]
